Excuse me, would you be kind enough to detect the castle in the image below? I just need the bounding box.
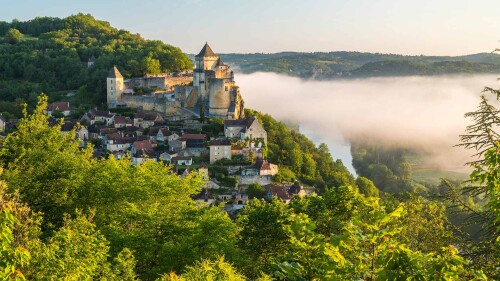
[107,43,245,120]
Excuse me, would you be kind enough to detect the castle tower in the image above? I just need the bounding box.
[194,42,219,100]
[107,66,124,109]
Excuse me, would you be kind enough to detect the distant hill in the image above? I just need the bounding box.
[0,14,192,117]
[216,52,500,79]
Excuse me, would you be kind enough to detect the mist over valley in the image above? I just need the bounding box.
[237,72,499,176]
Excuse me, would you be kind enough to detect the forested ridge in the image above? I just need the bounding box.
[220,52,500,80]
[0,14,192,118]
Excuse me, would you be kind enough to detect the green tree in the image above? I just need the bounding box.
[0,95,92,230]
[159,257,246,281]
[5,28,23,44]
[246,183,267,199]
[393,194,455,253]
[236,198,292,277]
[355,176,380,197]
[143,55,162,75]
[275,213,345,280]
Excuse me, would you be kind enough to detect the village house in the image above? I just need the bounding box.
[106,134,134,152]
[168,138,187,152]
[234,193,249,205]
[209,139,232,163]
[199,164,209,181]
[122,126,143,137]
[134,111,164,129]
[159,150,178,163]
[158,128,179,142]
[148,127,179,143]
[241,160,279,177]
[224,116,267,146]
[267,185,292,203]
[114,115,132,128]
[171,156,193,166]
[46,102,71,117]
[58,120,89,147]
[256,159,279,176]
[267,183,307,203]
[180,133,206,148]
[81,109,115,126]
[132,148,158,165]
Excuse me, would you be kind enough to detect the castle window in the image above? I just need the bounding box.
[225,86,228,91]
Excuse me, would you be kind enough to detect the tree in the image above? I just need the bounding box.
[275,213,345,280]
[246,183,267,199]
[355,176,379,197]
[5,28,23,44]
[393,194,455,253]
[159,257,246,281]
[454,86,500,278]
[143,55,161,75]
[0,94,93,230]
[0,178,138,280]
[236,198,292,277]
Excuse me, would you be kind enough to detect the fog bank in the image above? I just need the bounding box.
[237,73,500,173]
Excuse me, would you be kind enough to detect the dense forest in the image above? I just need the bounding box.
[0,95,498,280]
[0,14,192,117]
[219,52,500,79]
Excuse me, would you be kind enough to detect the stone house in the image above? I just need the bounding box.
[114,115,132,128]
[168,139,187,152]
[46,102,71,117]
[134,111,163,129]
[81,109,115,126]
[267,185,292,203]
[224,116,267,145]
[180,133,207,148]
[171,156,193,166]
[159,151,178,163]
[209,139,232,164]
[132,148,158,165]
[106,134,134,152]
[256,159,279,176]
[158,128,179,142]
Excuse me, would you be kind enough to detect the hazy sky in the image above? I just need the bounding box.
[1,0,499,55]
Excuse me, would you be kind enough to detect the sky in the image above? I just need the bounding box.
[0,0,499,55]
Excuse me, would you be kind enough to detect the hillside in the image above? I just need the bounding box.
[0,14,193,117]
[218,52,500,79]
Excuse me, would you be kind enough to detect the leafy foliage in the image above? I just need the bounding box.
[0,14,193,112]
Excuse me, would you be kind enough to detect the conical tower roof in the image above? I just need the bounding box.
[107,66,123,78]
[195,42,217,57]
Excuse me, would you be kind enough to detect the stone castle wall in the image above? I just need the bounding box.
[128,76,192,91]
[122,95,181,116]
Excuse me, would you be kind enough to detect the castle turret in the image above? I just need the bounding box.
[194,42,219,100]
[107,66,124,109]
